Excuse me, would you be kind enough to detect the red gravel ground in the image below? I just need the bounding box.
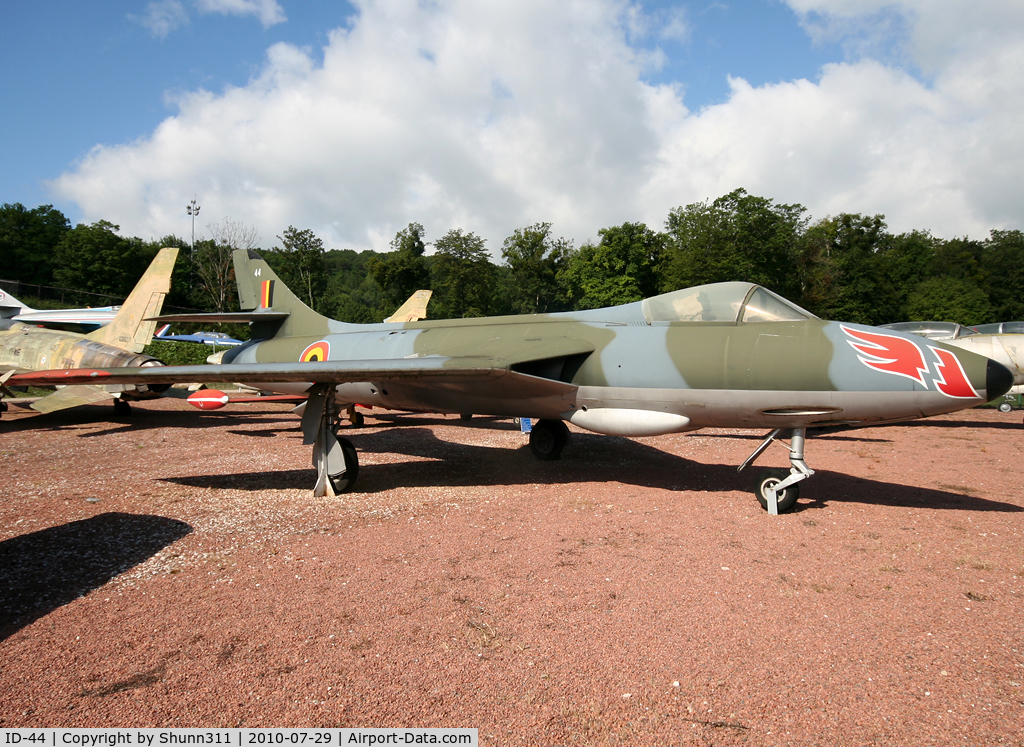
[1,397,1023,745]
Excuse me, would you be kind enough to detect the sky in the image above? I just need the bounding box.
[2,0,1023,255]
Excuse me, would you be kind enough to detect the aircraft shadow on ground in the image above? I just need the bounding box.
[0,512,192,641]
[159,427,1022,515]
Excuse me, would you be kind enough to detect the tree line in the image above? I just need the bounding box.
[3,188,1023,329]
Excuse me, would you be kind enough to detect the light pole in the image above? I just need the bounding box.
[186,198,201,255]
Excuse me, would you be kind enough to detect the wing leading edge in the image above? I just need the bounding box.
[5,356,576,397]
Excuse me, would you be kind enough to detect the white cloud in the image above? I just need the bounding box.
[134,0,190,39]
[194,0,287,28]
[60,0,1024,255]
[133,0,286,36]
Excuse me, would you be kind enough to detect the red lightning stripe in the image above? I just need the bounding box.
[928,346,980,398]
[841,325,929,387]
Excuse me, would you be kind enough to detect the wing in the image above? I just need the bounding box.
[6,356,578,401]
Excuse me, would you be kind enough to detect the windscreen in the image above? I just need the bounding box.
[739,287,814,322]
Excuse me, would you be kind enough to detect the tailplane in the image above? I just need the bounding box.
[86,247,178,353]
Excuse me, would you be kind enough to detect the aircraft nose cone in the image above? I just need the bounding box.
[987,358,1014,399]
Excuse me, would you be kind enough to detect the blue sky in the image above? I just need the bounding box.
[2,1,1021,252]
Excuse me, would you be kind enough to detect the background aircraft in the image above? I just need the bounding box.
[9,249,1012,514]
[0,290,119,332]
[155,324,243,347]
[883,320,1024,388]
[973,322,1024,334]
[0,248,178,414]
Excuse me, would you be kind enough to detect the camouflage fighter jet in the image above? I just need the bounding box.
[7,249,1013,514]
[0,248,178,415]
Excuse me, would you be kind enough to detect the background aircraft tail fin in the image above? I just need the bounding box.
[384,290,432,323]
[232,248,335,338]
[86,247,178,353]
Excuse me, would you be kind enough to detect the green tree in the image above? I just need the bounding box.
[561,222,665,310]
[430,228,495,318]
[797,214,897,324]
[276,225,327,311]
[0,203,70,286]
[500,222,573,314]
[194,218,260,312]
[51,220,153,302]
[367,222,431,317]
[879,230,939,317]
[662,188,806,297]
[981,230,1024,321]
[904,277,993,325]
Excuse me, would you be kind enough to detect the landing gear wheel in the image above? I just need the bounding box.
[756,469,800,513]
[113,398,132,415]
[998,402,1013,413]
[529,419,570,461]
[349,410,365,427]
[460,413,474,421]
[327,436,359,494]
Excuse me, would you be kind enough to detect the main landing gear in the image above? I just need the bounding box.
[303,384,360,496]
[738,427,814,515]
[529,419,571,460]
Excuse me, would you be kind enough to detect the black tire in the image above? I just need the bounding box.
[529,419,570,461]
[460,413,474,421]
[328,437,359,493]
[755,468,800,513]
[998,402,1013,413]
[350,410,365,427]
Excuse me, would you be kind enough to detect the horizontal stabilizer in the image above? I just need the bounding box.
[147,312,290,323]
[30,384,114,413]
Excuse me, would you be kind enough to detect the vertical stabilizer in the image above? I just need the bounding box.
[86,247,178,353]
[232,248,334,337]
[384,290,432,323]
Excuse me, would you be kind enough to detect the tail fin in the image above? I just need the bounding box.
[0,290,32,318]
[384,290,432,323]
[86,247,178,353]
[232,249,334,338]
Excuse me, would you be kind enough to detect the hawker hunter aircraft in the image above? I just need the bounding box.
[0,248,178,414]
[8,249,1013,514]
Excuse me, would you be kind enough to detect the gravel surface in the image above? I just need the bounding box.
[1,397,1023,745]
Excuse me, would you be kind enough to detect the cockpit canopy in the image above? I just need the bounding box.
[642,282,815,324]
[880,321,978,340]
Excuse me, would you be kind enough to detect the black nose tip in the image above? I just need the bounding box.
[987,359,1014,399]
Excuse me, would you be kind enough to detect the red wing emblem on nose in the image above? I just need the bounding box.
[929,346,980,398]
[841,325,928,387]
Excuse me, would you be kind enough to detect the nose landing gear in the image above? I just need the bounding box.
[738,427,815,515]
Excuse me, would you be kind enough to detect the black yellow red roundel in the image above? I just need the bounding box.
[300,340,330,362]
